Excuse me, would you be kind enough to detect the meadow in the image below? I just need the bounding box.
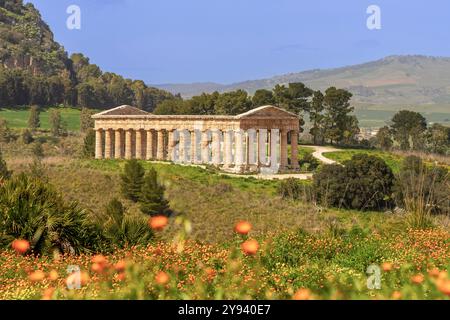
[0,107,81,131]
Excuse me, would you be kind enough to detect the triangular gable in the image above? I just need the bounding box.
[236,105,299,119]
[92,105,150,118]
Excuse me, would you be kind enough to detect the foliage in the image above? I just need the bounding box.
[0,173,102,255]
[102,198,154,247]
[313,154,394,210]
[80,107,95,132]
[20,128,33,144]
[0,149,11,180]
[374,126,393,151]
[49,109,67,137]
[277,178,312,201]
[31,141,44,159]
[120,160,145,202]
[391,110,427,151]
[393,156,449,221]
[139,168,170,216]
[27,105,40,130]
[0,118,14,143]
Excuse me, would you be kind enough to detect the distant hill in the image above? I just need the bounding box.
[155,55,450,112]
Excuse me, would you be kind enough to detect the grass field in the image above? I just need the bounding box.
[323,149,404,173]
[0,107,81,131]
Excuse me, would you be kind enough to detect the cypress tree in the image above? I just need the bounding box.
[139,168,169,216]
[120,160,145,202]
[28,106,40,131]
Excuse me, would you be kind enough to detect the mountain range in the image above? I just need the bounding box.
[155,55,450,113]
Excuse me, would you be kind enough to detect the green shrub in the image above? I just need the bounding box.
[139,168,170,216]
[0,173,102,255]
[21,128,33,144]
[82,129,95,158]
[313,154,394,210]
[0,149,12,180]
[278,178,312,201]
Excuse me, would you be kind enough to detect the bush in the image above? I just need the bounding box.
[31,141,44,159]
[278,178,313,201]
[0,173,102,255]
[21,129,33,144]
[83,129,95,158]
[0,149,12,180]
[103,198,153,247]
[313,154,394,210]
[120,160,145,202]
[393,156,449,222]
[298,153,320,171]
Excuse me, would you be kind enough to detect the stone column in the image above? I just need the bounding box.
[280,129,288,170]
[212,129,222,166]
[190,130,197,163]
[291,130,299,169]
[168,130,177,161]
[104,129,112,159]
[223,130,233,168]
[146,130,155,160]
[178,130,186,163]
[258,129,268,166]
[157,130,165,160]
[125,129,132,160]
[247,129,256,165]
[234,129,245,171]
[270,129,279,170]
[115,130,122,159]
[201,130,210,164]
[135,130,143,160]
[95,129,103,159]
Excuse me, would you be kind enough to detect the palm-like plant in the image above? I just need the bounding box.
[0,173,102,255]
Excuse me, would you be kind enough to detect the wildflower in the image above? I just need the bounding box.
[155,271,169,285]
[428,268,440,278]
[48,270,59,281]
[92,255,108,266]
[381,262,393,272]
[411,274,424,284]
[241,239,259,255]
[41,287,55,300]
[293,288,312,300]
[235,221,252,235]
[391,291,402,300]
[29,270,46,282]
[149,216,169,231]
[114,260,126,273]
[12,239,30,255]
[117,273,126,282]
[437,280,450,296]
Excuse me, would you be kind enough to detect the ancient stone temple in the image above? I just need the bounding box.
[92,105,301,173]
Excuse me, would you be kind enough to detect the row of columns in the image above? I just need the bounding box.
[95,128,300,171]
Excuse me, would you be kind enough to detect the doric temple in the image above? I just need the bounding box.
[92,105,301,173]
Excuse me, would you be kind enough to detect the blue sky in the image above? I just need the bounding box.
[26,0,450,84]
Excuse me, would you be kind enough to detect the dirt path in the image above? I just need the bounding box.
[310,145,340,165]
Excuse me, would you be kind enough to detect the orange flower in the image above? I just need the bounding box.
[12,239,30,255]
[155,271,169,285]
[428,268,440,278]
[48,270,59,281]
[41,287,55,300]
[91,262,105,274]
[437,279,450,296]
[411,274,424,284]
[29,270,46,282]
[235,221,252,235]
[92,254,108,265]
[114,260,126,273]
[381,262,393,272]
[293,288,312,300]
[117,272,126,282]
[241,239,259,255]
[149,216,169,231]
[391,291,402,300]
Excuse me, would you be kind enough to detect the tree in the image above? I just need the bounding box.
[31,141,44,160]
[374,126,393,151]
[322,87,355,145]
[49,109,67,137]
[390,110,427,150]
[0,149,12,180]
[27,105,40,131]
[139,168,170,216]
[0,118,14,143]
[82,129,96,158]
[309,90,325,145]
[120,160,145,202]
[426,123,449,155]
[80,107,95,132]
[313,154,394,210]
[252,89,275,107]
[214,90,252,115]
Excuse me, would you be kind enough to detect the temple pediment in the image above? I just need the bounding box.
[236,105,299,119]
[92,105,150,118]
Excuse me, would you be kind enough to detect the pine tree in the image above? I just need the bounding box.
[80,107,95,132]
[105,198,125,224]
[28,106,40,131]
[120,160,145,202]
[139,168,169,216]
[82,129,96,158]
